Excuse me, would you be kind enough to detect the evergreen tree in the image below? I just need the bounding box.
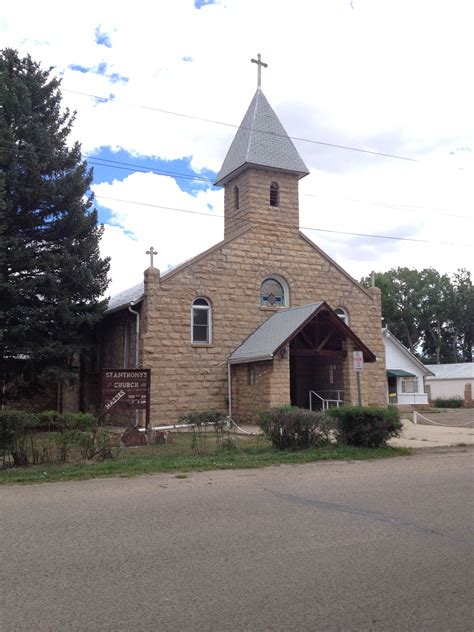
[0,49,110,403]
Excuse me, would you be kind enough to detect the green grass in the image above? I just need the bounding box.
[0,432,411,485]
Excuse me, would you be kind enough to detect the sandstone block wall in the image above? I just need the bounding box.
[135,226,386,422]
[101,167,387,424]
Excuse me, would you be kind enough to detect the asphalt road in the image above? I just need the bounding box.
[1,449,473,631]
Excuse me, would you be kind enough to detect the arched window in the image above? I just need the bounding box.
[192,298,211,344]
[260,277,287,307]
[234,186,239,209]
[334,307,349,325]
[269,181,279,207]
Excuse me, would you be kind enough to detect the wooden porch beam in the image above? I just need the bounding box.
[291,349,346,358]
[316,331,333,352]
[299,329,315,349]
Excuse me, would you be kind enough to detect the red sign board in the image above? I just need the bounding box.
[100,369,151,424]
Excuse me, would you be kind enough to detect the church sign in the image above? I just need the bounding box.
[100,369,151,425]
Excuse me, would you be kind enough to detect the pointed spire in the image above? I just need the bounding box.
[215,89,309,187]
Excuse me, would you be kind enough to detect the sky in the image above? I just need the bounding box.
[2,0,473,297]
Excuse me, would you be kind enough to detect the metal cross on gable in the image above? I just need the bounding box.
[251,53,268,88]
[146,246,157,267]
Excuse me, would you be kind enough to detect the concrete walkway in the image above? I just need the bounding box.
[389,418,474,449]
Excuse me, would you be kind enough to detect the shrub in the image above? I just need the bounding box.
[179,410,223,426]
[58,412,95,431]
[257,406,336,450]
[0,409,99,467]
[0,410,39,466]
[327,406,402,448]
[433,397,463,409]
[179,410,225,456]
[78,428,120,460]
[37,410,61,429]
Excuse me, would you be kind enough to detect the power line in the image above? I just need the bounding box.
[96,195,219,219]
[2,141,472,220]
[303,193,474,220]
[87,155,473,220]
[299,225,471,247]
[86,155,212,183]
[95,195,473,247]
[64,88,418,163]
[87,154,473,218]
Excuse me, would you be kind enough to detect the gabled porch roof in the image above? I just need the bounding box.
[229,302,376,365]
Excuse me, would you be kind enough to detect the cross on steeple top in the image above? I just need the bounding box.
[146,246,157,267]
[251,53,268,88]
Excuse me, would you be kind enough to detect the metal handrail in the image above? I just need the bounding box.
[309,390,343,411]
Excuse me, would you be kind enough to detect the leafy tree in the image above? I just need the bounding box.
[361,267,473,363]
[450,269,474,362]
[0,49,110,404]
[361,268,423,353]
[417,268,453,364]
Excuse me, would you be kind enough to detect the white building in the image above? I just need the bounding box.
[382,329,434,408]
[425,363,474,406]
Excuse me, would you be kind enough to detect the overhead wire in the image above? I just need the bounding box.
[2,140,472,224]
[63,87,419,162]
[3,87,473,244]
[95,195,473,247]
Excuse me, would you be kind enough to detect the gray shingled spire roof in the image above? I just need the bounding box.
[215,88,309,186]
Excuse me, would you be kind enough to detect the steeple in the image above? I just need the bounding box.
[214,88,309,187]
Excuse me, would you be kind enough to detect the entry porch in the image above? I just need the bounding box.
[229,302,375,422]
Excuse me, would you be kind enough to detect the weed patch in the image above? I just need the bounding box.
[0,431,411,485]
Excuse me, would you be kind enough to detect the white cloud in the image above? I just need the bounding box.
[2,0,473,294]
[93,172,224,295]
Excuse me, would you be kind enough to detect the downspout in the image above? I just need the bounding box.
[128,303,140,427]
[227,362,232,419]
[128,303,140,368]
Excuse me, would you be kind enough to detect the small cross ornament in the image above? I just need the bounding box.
[146,246,157,267]
[251,53,268,88]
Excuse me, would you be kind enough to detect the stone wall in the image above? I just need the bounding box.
[224,170,300,238]
[232,361,271,422]
[136,230,385,419]
[101,167,387,424]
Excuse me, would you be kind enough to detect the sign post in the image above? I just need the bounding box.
[100,369,151,429]
[353,351,364,406]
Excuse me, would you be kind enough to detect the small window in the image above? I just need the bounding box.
[261,277,286,307]
[401,376,418,393]
[247,364,256,386]
[234,186,239,209]
[269,181,279,207]
[334,307,348,325]
[329,364,335,385]
[192,298,211,344]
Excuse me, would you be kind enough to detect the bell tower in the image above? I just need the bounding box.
[215,56,309,238]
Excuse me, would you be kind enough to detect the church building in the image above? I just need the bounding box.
[100,76,387,424]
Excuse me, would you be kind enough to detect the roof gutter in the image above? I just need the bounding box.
[228,354,274,365]
[105,295,144,317]
[128,303,140,427]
